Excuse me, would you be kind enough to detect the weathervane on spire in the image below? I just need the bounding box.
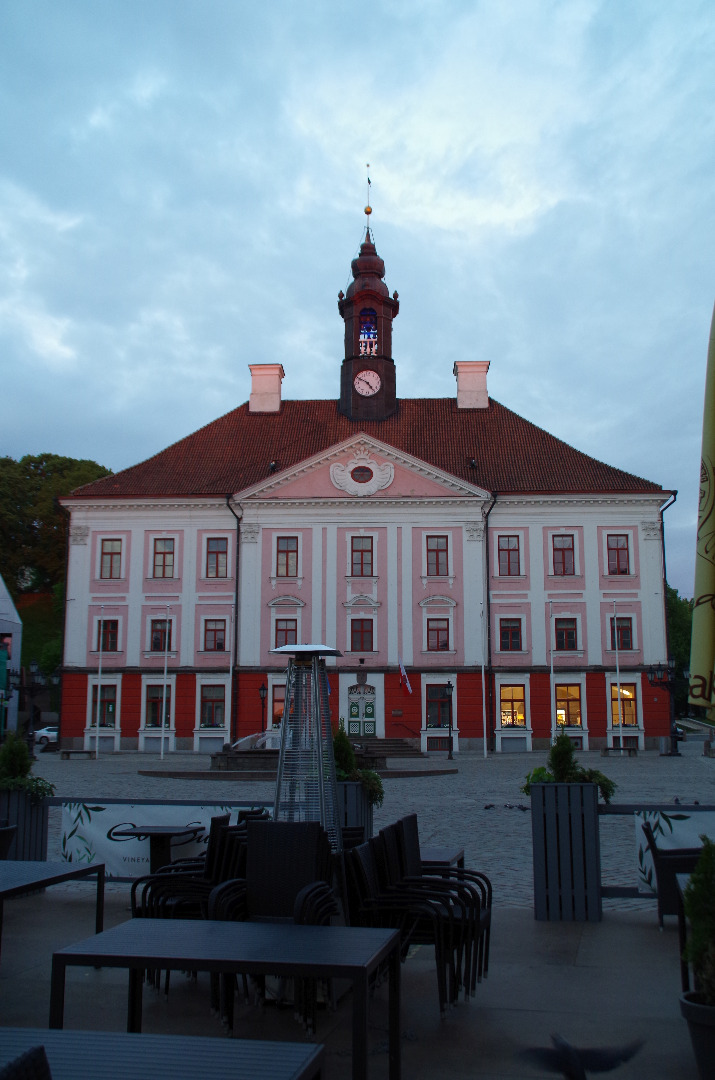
[364,163,372,234]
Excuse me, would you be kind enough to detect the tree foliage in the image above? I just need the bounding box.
[0,454,110,597]
[666,584,693,715]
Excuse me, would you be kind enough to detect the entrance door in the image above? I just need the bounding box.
[347,684,376,737]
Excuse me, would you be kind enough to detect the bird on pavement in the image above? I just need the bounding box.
[520,1033,644,1079]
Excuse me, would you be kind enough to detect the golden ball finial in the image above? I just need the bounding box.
[364,205,372,216]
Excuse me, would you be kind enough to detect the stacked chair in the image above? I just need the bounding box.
[207,819,339,1034]
[343,814,492,1018]
[130,808,270,994]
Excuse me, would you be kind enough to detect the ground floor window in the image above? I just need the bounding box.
[499,684,526,727]
[145,684,171,728]
[272,684,286,727]
[610,683,637,726]
[90,684,116,727]
[555,683,582,727]
[426,684,452,728]
[200,685,225,728]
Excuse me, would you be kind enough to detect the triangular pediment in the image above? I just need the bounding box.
[235,434,492,502]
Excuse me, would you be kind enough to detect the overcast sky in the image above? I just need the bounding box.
[2,1,713,599]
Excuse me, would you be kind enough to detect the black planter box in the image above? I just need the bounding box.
[531,783,601,922]
[0,790,48,860]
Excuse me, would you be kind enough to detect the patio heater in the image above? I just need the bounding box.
[272,644,343,853]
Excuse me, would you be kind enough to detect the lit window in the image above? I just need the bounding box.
[90,684,116,728]
[555,618,577,651]
[153,538,174,579]
[204,620,226,652]
[100,539,121,580]
[97,619,118,653]
[351,536,373,576]
[499,619,522,651]
[276,537,298,577]
[200,685,225,728]
[555,684,582,727]
[206,538,228,578]
[275,619,297,649]
[553,535,575,576]
[351,619,373,652]
[611,683,637,726]
[145,684,170,728]
[610,617,633,650]
[150,619,171,652]
[427,618,449,651]
[607,534,629,575]
[500,685,525,727]
[426,536,448,576]
[272,684,286,727]
[498,536,519,576]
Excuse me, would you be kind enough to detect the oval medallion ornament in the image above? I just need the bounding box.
[330,445,394,497]
[351,466,373,484]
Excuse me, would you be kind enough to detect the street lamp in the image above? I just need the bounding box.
[647,658,680,756]
[445,681,454,760]
[258,682,267,733]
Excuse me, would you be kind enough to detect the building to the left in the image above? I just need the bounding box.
[59,225,674,755]
[0,574,22,736]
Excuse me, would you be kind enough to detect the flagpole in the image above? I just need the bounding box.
[613,601,623,755]
[160,605,170,761]
[481,603,488,759]
[549,601,556,742]
[95,604,103,758]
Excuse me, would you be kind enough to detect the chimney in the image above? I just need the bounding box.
[453,361,490,409]
[249,364,285,413]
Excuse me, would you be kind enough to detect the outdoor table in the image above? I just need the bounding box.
[50,918,401,1080]
[112,825,205,873]
[0,1027,324,1080]
[420,845,465,870]
[0,860,104,963]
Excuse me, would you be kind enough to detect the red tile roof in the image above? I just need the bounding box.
[66,398,664,500]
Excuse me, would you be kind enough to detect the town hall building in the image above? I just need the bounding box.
[59,226,674,754]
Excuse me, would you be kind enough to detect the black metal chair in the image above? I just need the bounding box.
[344,837,461,1017]
[641,821,702,928]
[207,819,338,1032]
[398,812,493,984]
[0,1045,52,1080]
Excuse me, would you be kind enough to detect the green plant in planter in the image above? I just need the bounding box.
[521,730,616,804]
[333,723,385,808]
[0,732,55,802]
[683,836,715,1005]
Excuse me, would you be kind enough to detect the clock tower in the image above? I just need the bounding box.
[338,227,399,420]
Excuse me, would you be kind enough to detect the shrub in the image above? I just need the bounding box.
[521,731,616,804]
[683,836,715,1006]
[0,732,54,801]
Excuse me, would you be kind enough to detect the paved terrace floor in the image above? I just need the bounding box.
[1,738,712,1078]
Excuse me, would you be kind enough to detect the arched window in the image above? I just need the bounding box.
[359,309,377,355]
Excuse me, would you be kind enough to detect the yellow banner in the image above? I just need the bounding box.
[689,301,715,709]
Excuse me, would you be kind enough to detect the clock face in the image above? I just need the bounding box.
[354,369,382,397]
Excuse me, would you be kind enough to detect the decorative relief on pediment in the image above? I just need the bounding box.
[330,445,394,497]
[70,525,89,545]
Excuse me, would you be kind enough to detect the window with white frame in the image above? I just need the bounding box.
[350,536,374,577]
[153,538,175,578]
[351,618,374,652]
[100,539,122,580]
[90,684,117,728]
[96,618,119,652]
[204,619,226,652]
[610,616,634,650]
[555,618,578,651]
[610,683,637,727]
[145,684,171,728]
[276,536,298,577]
[499,684,526,727]
[275,618,297,649]
[555,684,582,727]
[427,618,449,651]
[607,534,629,575]
[499,618,522,651]
[200,685,225,728]
[498,535,520,576]
[206,537,228,578]
[552,534,575,576]
[426,535,449,577]
[150,618,172,652]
